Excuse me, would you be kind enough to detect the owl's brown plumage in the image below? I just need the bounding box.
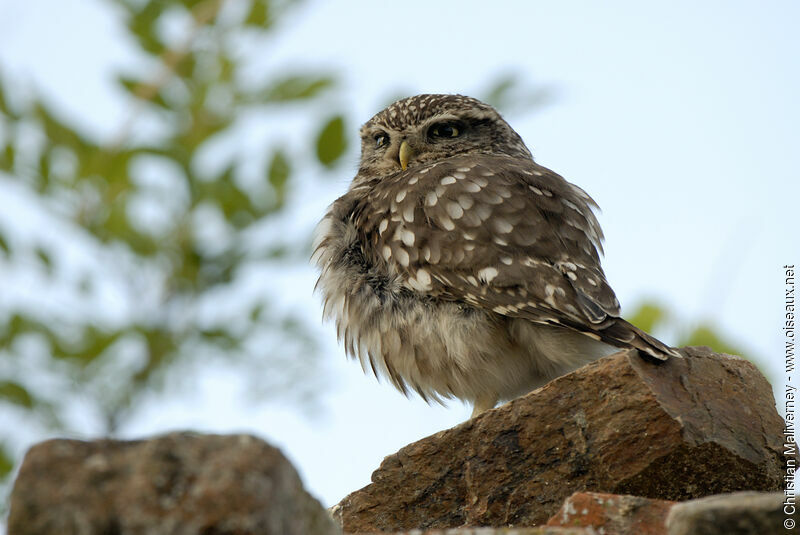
[313,94,678,416]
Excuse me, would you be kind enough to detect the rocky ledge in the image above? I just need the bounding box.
[7,346,790,534]
[334,346,786,531]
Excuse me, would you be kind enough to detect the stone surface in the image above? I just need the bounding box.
[666,491,787,535]
[546,491,674,534]
[8,432,340,535]
[354,530,592,534]
[334,347,785,532]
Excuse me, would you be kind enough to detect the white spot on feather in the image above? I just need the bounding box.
[438,215,455,231]
[446,201,464,219]
[396,247,410,267]
[478,267,499,283]
[403,205,415,223]
[400,228,415,246]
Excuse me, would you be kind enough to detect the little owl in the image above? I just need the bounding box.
[313,94,678,417]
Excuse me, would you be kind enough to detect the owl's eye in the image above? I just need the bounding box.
[428,122,461,139]
[374,133,389,148]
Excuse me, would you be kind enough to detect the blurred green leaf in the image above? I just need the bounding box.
[116,75,170,109]
[0,231,9,256]
[258,75,334,103]
[0,143,13,171]
[0,0,337,504]
[125,1,167,56]
[267,148,290,205]
[681,323,745,358]
[0,381,34,409]
[34,104,87,152]
[315,115,347,168]
[0,85,9,115]
[483,74,518,110]
[627,301,667,334]
[246,0,272,27]
[0,444,12,480]
[34,246,53,275]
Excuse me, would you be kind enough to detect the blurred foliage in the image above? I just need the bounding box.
[0,0,568,512]
[627,300,756,367]
[0,0,350,492]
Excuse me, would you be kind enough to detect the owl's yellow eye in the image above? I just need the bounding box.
[374,133,389,148]
[428,122,461,139]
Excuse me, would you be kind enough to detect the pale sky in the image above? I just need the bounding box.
[0,0,797,511]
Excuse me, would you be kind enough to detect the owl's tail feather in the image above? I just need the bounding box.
[600,318,681,362]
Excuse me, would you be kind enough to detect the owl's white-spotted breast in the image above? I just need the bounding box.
[313,94,678,417]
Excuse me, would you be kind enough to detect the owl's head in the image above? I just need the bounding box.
[356,94,532,181]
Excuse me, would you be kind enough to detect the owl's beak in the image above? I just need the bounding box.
[398,140,413,170]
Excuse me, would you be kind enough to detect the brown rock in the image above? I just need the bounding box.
[354,530,592,534]
[546,491,674,534]
[334,347,785,532]
[8,432,340,535]
[666,491,787,535]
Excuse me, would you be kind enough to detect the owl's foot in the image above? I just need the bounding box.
[470,395,498,418]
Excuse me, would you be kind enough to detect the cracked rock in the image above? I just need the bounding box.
[8,432,340,535]
[333,347,786,532]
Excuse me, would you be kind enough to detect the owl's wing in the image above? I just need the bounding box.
[358,154,675,359]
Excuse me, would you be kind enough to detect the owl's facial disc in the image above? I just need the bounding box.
[355,94,533,183]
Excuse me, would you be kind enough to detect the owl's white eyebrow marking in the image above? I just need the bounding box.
[440,176,457,185]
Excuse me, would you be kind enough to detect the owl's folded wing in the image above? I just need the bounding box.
[359,154,675,358]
